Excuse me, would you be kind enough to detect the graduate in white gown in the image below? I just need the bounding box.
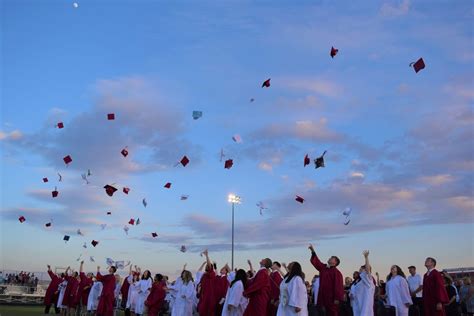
[171,270,196,316]
[57,279,68,310]
[350,250,375,316]
[277,262,308,316]
[135,270,153,316]
[87,278,103,312]
[385,265,413,316]
[126,273,140,313]
[222,269,248,316]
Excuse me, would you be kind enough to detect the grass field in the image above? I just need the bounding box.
[0,305,131,316]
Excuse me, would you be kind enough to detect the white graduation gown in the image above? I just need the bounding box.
[57,280,68,308]
[386,275,412,316]
[87,281,103,311]
[312,278,320,304]
[171,281,195,316]
[126,281,140,311]
[350,271,375,316]
[277,276,308,316]
[222,280,248,316]
[135,278,152,314]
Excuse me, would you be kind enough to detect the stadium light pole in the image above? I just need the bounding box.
[228,194,241,270]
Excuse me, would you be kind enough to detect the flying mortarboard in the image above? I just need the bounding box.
[224,159,234,169]
[180,156,190,167]
[151,232,158,238]
[52,187,59,198]
[107,211,112,215]
[295,195,305,203]
[128,218,135,225]
[250,98,255,102]
[164,182,172,189]
[121,148,129,157]
[410,58,425,73]
[18,216,26,223]
[344,219,351,226]
[142,198,147,208]
[314,150,327,169]
[43,177,48,183]
[107,113,115,120]
[136,218,141,225]
[63,155,72,165]
[180,195,189,200]
[58,173,62,182]
[91,240,99,247]
[83,242,87,248]
[104,185,117,197]
[330,46,339,58]
[232,134,242,143]
[180,245,187,253]
[57,122,64,129]
[77,229,83,236]
[262,78,271,88]
[123,225,129,235]
[63,235,70,242]
[89,256,95,262]
[45,222,52,227]
[192,111,203,120]
[123,187,130,194]
[304,154,310,167]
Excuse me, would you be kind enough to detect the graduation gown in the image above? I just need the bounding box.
[215,274,230,313]
[422,269,449,316]
[277,276,308,316]
[223,280,248,316]
[96,272,116,316]
[87,281,103,311]
[145,281,166,316]
[66,276,79,308]
[386,275,412,316]
[44,270,62,306]
[269,271,283,316]
[76,272,93,306]
[171,281,196,316]
[57,280,68,308]
[126,278,139,311]
[198,269,217,316]
[350,271,375,316]
[135,278,152,314]
[310,251,344,316]
[120,275,131,308]
[243,268,271,316]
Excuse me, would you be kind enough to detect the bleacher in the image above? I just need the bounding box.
[0,284,46,305]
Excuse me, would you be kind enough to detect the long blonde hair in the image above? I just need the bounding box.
[181,270,194,284]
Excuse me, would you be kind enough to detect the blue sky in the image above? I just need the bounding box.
[1,0,473,279]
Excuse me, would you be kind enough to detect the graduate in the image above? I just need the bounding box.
[135,270,152,316]
[308,244,344,316]
[57,268,69,316]
[422,257,449,316]
[87,275,103,315]
[126,266,141,315]
[215,263,231,314]
[269,261,284,316]
[197,249,217,316]
[171,270,196,316]
[76,261,93,315]
[96,265,118,316]
[276,262,308,316]
[223,269,248,316]
[44,264,63,314]
[349,251,375,316]
[120,265,131,314]
[145,274,167,316]
[243,257,272,316]
[62,266,80,315]
[385,265,413,316]
[113,274,122,314]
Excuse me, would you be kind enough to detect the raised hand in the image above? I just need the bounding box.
[363,250,369,258]
[47,265,51,270]
[308,244,315,252]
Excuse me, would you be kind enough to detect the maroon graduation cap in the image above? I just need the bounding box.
[224,159,234,169]
[164,182,172,189]
[410,58,425,73]
[128,218,135,225]
[180,156,190,167]
[262,78,271,88]
[63,155,72,165]
[57,122,64,129]
[18,216,26,223]
[43,177,49,183]
[295,195,305,203]
[121,148,128,157]
[330,46,339,58]
[107,113,115,120]
[304,154,310,167]
[52,187,59,198]
[123,187,130,194]
[104,185,118,197]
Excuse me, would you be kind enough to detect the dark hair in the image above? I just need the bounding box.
[73,271,79,277]
[408,266,416,270]
[426,257,437,267]
[110,266,117,273]
[263,258,272,269]
[155,274,163,282]
[273,261,281,268]
[60,273,66,278]
[231,269,248,288]
[331,256,341,266]
[286,262,305,284]
[387,265,406,281]
[142,270,152,280]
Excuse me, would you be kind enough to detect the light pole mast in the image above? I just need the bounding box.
[228,194,241,271]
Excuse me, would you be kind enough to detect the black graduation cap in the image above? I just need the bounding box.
[295,195,305,203]
[45,222,52,227]
[104,185,117,197]
[314,150,327,169]
[410,58,425,73]
[63,235,70,242]
[262,78,271,88]
[91,240,99,247]
[52,187,59,198]
[151,232,158,238]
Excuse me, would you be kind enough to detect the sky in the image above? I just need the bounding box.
[1,0,473,281]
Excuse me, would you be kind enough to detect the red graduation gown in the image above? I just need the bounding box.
[214,274,229,314]
[422,269,449,316]
[75,272,93,306]
[120,276,130,307]
[63,275,79,307]
[145,281,166,316]
[310,252,344,316]
[268,271,283,316]
[198,269,217,316]
[68,277,80,308]
[243,268,271,316]
[44,270,62,306]
[96,272,116,316]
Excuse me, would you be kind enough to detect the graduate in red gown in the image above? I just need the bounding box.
[214,263,230,315]
[120,264,132,315]
[268,261,283,316]
[145,274,167,316]
[422,257,449,316]
[308,244,344,316]
[243,257,272,316]
[96,265,118,316]
[44,264,63,314]
[62,266,80,315]
[197,249,217,316]
[75,261,93,313]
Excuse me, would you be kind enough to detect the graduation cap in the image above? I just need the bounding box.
[18,216,26,223]
[219,148,225,162]
[77,229,84,236]
[142,198,147,208]
[43,177,48,183]
[63,235,70,242]
[81,173,89,184]
[250,98,255,102]
[63,155,72,165]
[164,182,172,189]
[121,148,128,157]
[106,211,112,215]
[180,245,187,253]
[295,195,305,203]
[410,58,425,73]
[83,242,87,248]
[180,195,189,200]
[151,232,158,238]
[57,122,64,129]
[58,173,62,182]
[304,154,310,167]
[224,159,234,169]
[123,225,129,235]
[342,207,352,217]
[136,218,141,225]
[107,113,115,120]
[262,78,271,88]
[106,258,114,266]
[123,187,130,194]
[344,219,351,226]
[314,150,327,169]
[87,169,92,176]
[89,256,95,262]
[192,111,203,120]
[73,2,79,8]
[52,187,59,198]
[330,46,339,58]
[104,185,118,197]
[128,218,135,225]
[91,240,99,247]
[45,222,52,227]
[232,134,242,143]
[180,156,190,167]
[76,254,82,262]
[256,201,268,215]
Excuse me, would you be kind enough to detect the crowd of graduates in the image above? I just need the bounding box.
[42,245,474,316]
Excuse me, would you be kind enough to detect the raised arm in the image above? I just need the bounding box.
[247,260,255,274]
[375,272,381,286]
[80,261,84,273]
[129,263,133,276]
[363,250,371,275]
[183,263,187,272]
[47,265,57,280]
[203,249,212,269]
[65,266,71,276]
[308,244,325,271]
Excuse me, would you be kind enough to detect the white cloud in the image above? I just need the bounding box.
[380,0,410,17]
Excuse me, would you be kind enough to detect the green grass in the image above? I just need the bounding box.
[0,305,44,315]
